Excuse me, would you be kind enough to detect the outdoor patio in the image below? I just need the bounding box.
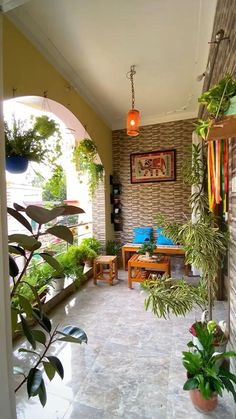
[15,269,235,419]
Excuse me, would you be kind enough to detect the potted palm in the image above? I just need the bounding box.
[182,322,236,413]
[5,115,62,173]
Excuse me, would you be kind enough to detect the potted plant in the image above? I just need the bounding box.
[5,115,62,173]
[73,138,104,197]
[81,237,101,254]
[182,322,236,413]
[77,243,97,269]
[137,238,157,259]
[106,240,121,256]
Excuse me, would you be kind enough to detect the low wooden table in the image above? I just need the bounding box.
[122,243,189,274]
[128,254,170,289]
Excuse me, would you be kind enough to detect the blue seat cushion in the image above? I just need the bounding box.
[156,227,175,246]
[133,227,152,244]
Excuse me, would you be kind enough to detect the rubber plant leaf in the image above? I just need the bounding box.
[46,356,64,379]
[8,234,41,251]
[45,225,73,244]
[25,205,65,225]
[27,368,43,397]
[7,207,32,233]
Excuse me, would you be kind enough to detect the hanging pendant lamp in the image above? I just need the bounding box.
[126,65,140,137]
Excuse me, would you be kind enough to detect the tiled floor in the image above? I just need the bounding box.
[14,267,235,419]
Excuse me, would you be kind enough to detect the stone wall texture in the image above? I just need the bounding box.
[112,119,194,243]
[201,0,236,371]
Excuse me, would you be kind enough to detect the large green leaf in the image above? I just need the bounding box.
[37,379,47,407]
[43,361,56,381]
[18,294,33,318]
[57,326,88,344]
[57,205,84,215]
[32,308,52,333]
[46,356,64,379]
[7,207,32,233]
[8,234,41,251]
[8,245,25,257]
[13,203,25,211]
[26,284,42,312]
[27,368,43,397]
[45,225,73,244]
[20,314,36,349]
[183,377,198,390]
[9,255,19,277]
[39,253,62,272]
[25,206,65,225]
[31,330,46,345]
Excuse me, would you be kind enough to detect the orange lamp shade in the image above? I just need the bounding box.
[126,109,140,137]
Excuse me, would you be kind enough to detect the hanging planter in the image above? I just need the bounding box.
[5,115,62,174]
[5,156,29,174]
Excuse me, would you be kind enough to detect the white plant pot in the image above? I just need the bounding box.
[52,276,65,292]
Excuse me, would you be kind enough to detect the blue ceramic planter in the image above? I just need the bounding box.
[6,156,29,174]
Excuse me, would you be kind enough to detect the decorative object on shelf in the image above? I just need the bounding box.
[5,115,62,173]
[73,138,104,197]
[130,149,176,183]
[182,322,236,413]
[126,65,140,137]
[110,175,122,231]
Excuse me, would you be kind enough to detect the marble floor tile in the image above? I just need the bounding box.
[14,271,235,419]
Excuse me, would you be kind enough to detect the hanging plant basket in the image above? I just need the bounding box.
[5,156,29,174]
[206,114,236,141]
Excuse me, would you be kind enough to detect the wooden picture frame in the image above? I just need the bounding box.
[130,149,176,183]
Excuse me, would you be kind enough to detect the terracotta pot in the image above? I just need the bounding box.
[189,389,218,412]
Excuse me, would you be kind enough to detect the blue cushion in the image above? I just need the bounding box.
[133,227,152,244]
[156,227,175,245]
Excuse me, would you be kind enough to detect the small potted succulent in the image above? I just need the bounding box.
[5,115,61,173]
[182,322,236,413]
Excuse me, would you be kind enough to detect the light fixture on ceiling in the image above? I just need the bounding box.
[126,65,140,137]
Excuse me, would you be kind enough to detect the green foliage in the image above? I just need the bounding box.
[8,203,87,406]
[81,237,101,254]
[77,243,97,260]
[42,164,67,203]
[5,115,62,165]
[141,276,207,319]
[106,240,121,256]
[182,323,236,402]
[137,239,156,256]
[73,138,104,197]
[182,143,205,186]
[198,74,236,117]
[195,73,236,139]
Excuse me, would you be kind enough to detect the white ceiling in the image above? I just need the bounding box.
[6,0,217,129]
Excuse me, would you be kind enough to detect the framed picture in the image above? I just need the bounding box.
[130,149,176,183]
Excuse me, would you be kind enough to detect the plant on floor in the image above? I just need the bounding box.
[8,203,88,406]
[81,236,102,254]
[73,138,104,197]
[77,243,97,267]
[5,115,62,172]
[154,140,228,321]
[141,276,207,319]
[105,240,121,256]
[182,322,236,412]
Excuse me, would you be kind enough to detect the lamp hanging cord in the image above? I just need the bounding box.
[127,65,136,109]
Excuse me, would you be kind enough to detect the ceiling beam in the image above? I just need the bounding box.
[0,0,30,13]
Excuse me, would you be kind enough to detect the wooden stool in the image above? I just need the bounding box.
[93,255,118,286]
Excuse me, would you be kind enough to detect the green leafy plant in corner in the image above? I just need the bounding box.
[8,202,87,406]
[141,276,207,319]
[80,237,102,254]
[182,322,236,403]
[73,138,104,197]
[106,240,121,256]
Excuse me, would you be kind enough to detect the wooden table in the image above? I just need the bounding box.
[122,243,189,274]
[128,254,170,289]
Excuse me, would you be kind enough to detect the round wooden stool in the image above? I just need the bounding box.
[93,255,118,286]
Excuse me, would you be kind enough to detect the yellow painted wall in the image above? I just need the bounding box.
[2,17,113,240]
